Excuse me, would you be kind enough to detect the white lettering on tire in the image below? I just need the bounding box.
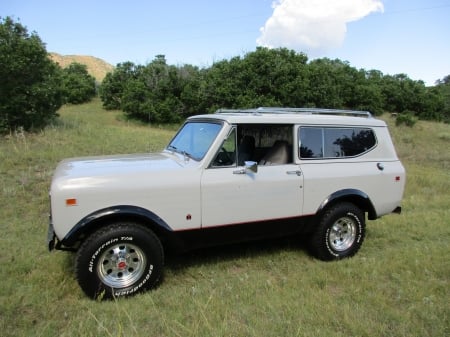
[88,237,119,272]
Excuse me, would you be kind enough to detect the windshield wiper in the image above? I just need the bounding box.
[180,150,193,160]
[167,145,192,160]
[167,145,178,152]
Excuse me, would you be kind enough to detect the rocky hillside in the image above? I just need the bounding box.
[49,53,114,82]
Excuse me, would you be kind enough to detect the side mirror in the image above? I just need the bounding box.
[244,161,258,173]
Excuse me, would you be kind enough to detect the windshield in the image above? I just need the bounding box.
[167,121,223,160]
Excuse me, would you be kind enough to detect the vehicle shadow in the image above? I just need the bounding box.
[164,234,310,275]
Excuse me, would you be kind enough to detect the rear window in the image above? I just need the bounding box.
[299,127,376,159]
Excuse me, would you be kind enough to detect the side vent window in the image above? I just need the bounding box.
[299,127,376,159]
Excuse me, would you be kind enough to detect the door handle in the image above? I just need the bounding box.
[286,170,302,176]
[233,168,246,174]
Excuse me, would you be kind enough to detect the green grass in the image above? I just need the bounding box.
[1,100,449,337]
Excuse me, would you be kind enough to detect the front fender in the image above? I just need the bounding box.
[60,205,173,248]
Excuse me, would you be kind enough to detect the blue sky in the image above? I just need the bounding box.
[1,0,449,85]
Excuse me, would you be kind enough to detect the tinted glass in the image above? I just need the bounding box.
[299,128,323,158]
[300,127,376,159]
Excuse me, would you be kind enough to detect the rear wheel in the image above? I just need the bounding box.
[75,222,163,300]
[309,202,365,261]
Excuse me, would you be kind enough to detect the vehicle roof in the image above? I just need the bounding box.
[188,107,387,127]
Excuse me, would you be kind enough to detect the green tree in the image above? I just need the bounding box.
[379,73,445,120]
[121,55,183,123]
[334,68,384,115]
[113,55,201,123]
[381,74,418,112]
[203,55,244,110]
[306,58,344,108]
[100,57,186,123]
[240,47,309,107]
[62,62,96,104]
[100,47,448,124]
[100,62,143,110]
[0,17,64,132]
[204,47,309,110]
[121,78,151,120]
[178,64,205,116]
[433,75,450,123]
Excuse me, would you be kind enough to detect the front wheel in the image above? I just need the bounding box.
[75,222,164,300]
[309,202,365,261]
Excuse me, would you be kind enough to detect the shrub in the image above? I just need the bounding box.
[0,17,63,132]
[396,111,418,127]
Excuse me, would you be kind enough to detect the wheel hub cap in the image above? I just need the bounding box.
[329,217,357,251]
[117,260,127,270]
[97,243,147,288]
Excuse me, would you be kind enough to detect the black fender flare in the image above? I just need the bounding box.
[60,205,173,248]
[317,189,378,220]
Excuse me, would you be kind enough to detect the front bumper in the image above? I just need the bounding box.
[392,206,402,214]
[47,215,76,252]
[48,218,56,251]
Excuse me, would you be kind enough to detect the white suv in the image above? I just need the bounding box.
[48,107,405,299]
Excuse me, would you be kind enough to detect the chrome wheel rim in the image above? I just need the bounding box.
[328,217,357,251]
[97,243,146,288]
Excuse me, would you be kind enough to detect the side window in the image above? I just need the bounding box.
[237,134,256,165]
[299,128,323,158]
[299,127,376,159]
[211,128,237,167]
[238,124,293,165]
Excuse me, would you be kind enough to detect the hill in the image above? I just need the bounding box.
[49,52,114,82]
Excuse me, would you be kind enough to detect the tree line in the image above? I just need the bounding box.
[1,17,449,133]
[100,49,449,124]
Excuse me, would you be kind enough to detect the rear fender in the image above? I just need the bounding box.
[317,189,377,220]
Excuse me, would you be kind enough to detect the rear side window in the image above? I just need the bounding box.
[299,127,376,159]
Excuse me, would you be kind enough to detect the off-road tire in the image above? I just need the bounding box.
[309,202,365,261]
[75,222,163,300]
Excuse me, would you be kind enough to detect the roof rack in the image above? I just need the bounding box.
[215,107,372,118]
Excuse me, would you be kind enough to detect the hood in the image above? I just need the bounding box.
[52,152,187,184]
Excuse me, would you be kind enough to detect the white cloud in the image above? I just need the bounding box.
[257,0,383,55]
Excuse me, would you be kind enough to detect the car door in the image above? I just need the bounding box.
[200,127,304,228]
[201,165,303,228]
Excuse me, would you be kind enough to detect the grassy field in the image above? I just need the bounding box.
[0,99,448,337]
